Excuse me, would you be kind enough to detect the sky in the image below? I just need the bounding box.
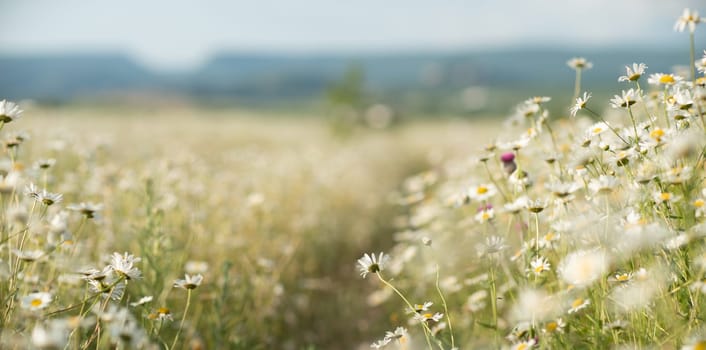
[0,0,703,71]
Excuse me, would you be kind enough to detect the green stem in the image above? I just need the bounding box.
[435,266,454,349]
[171,289,192,350]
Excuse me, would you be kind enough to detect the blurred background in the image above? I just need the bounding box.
[1,0,703,118]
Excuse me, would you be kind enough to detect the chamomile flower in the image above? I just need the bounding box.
[510,339,536,350]
[558,250,609,287]
[543,318,566,334]
[468,183,497,202]
[570,92,592,117]
[357,252,390,278]
[529,256,551,276]
[0,100,23,123]
[32,320,70,349]
[475,207,495,223]
[674,8,704,33]
[13,249,44,262]
[384,326,408,342]
[618,63,648,82]
[174,274,204,289]
[21,292,53,310]
[526,198,547,213]
[477,235,508,257]
[647,73,682,86]
[567,57,593,70]
[653,191,681,204]
[130,296,153,307]
[610,89,638,109]
[681,339,706,350]
[588,175,620,195]
[109,252,142,280]
[67,202,103,219]
[149,307,174,322]
[413,311,443,323]
[410,301,433,313]
[370,338,391,349]
[567,297,590,314]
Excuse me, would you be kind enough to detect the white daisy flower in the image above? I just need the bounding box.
[558,250,609,287]
[674,8,704,33]
[570,92,592,117]
[610,89,638,109]
[0,100,23,123]
[21,292,53,310]
[647,73,682,86]
[567,297,590,314]
[567,57,593,70]
[357,252,390,278]
[174,273,204,290]
[529,256,551,276]
[467,183,497,202]
[618,63,648,82]
[109,252,142,280]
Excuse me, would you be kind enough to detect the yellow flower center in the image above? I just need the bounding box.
[571,298,584,309]
[694,341,706,350]
[544,232,555,241]
[650,128,664,140]
[157,307,170,314]
[423,313,433,319]
[593,127,603,134]
[482,212,490,220]
[477,186,488,194]
[545,322,558,332]
[616,274,630,282]
[695,199,705,208]
[660,193,672,201]
[659,75,675,84]
[31,298,42,307]
[517,344,528,350]
[535,266,544,273]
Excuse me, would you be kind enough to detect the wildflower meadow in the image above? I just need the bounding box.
[358,8,706,350]
[1,6,706,350]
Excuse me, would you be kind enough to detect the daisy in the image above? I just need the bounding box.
[674,8,704,33]
[681,339,706,350]
[34,158,56,170]
[467,183,497,202]
[130,296,153,307]
[88,278,126,301]
[0,100,23,123]
[504,196,528,214]
[610,89,638,109]
[357,252,390,278]
[413,312,443,323]
[475,207,495,223]
[647,73,682,86]
[21,292,53,310]
[543,318,566,334]
[567,297,590,314]
[588,175,620,195]
[477,235,508,256]
[410,301,433,313]
[529,256,551,276]
[370,338,391,349]
[567,57,593,70]
[610,272,634,284]
[570,92,592,117]
[618,63,648,82]
[653,191,681,204]
[109,252,142,280]
[384,326,408,343]
[510,339,536,350]
[174,273,204,289]
[558,250,609,287]
[526,199,547,213]
[32,320,69,350]
[12,249,44,262]
[150,307,173,322]
[67,202,103,219]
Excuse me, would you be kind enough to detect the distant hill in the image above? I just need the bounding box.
[0,48,690,113]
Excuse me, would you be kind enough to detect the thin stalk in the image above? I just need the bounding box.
[435,266,454,349]
[171,289,193,350]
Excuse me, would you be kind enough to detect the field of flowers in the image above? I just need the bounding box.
[0,103,498,349]
[358,8,706,350]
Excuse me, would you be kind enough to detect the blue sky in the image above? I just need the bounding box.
[0,0,703,71]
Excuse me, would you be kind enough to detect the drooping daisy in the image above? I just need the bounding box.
[370,338,391,349]
[570,92,592,117]
[526,198,547,213]
[109,252,142,280]
[410,301,433,314]
[413,311,443,323]
[567,297,590,314]
[618,63,648,82]
[510,339,536,350]
[67,202,103,219]
[588,175,620,195]
[173,273,204,289]
[0,100,23,123]
[21,292,53,310]
[610,89,638,109]
[130,296,153,307]
[674,8,704,33]
[357,252,390,278]
[13,249,44,263]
